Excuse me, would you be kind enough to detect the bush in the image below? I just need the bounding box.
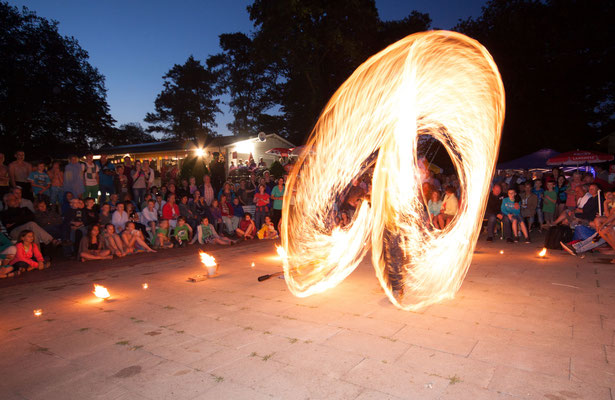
[269,161,286,179]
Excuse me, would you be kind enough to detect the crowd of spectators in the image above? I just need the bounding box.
[0,151,287,278]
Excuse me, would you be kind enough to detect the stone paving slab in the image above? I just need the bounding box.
[1,239,614,399]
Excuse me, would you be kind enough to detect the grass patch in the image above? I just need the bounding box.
[78,328,89,332]
[243,326,253,331]
[175,330,185,334]
[9,327,22,332]
[249,352,258,357]
[130,345,144,351]
[281,315,296,320]
[262,353,274,361]
[288,337,298,344]
[448,375,462,385]
[45,318,55,322]
[163,305,175,310]
[133,320,144,323]
[115,340,130,346]
[210,374,224,383]
[103,310,115,313]
[263,331,272,335]
[304,340,313,344]
[380,336,397,342]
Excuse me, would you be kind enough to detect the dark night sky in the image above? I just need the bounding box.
[7,0,486,135]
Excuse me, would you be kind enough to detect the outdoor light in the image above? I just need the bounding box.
[499,250,504,255]
[195,148,205,157]
[142,283,149,289]
[278,31,504,311]
[251,262,255,268]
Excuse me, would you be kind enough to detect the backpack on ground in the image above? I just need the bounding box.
[544,225,573,250]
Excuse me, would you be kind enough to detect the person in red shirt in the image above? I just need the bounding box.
[10,230,49,271]
[220,194,234,235]
[253,184,270,232]
[236,213,256,240]
[162,194,180,228]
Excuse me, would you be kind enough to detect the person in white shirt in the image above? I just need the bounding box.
[140,199,158,240]
[111,202,129,233]
[83,153,100,200]
[437,186,459,228]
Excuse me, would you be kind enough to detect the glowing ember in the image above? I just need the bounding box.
[499,250,504,255]
[279,31,504,311]
[199,251,216,267]
[33,309,42,317]
[276,246,287,260]
[538,248,547,257]
[93,284,110,299]
[142,283,149,289]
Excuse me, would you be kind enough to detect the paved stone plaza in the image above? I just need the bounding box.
[1,239,613,399]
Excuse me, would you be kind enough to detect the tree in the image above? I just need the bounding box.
[208,33,280,137]
[145,56,221,141]
[455,0,615,160]
[102,123,159,147]
[0,2,114,158]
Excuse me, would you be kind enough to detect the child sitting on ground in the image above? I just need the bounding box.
[236,212,256,240]
[79,224,112,262]
[10,230,49,271]
[102,223,127,257]
[172,216,192,247]
[257,215,279,240]
[154,219,174,249]
[121,221,156,254]
[190,216,234,245]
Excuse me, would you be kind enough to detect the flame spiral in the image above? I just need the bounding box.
[280,31,505,311]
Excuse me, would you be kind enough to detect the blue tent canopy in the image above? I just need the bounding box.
[497,149,560,170]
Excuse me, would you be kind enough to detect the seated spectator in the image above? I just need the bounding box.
[0,230,17,277]
[171,216,192,247]
[484,184,511,241]
[341,178,365,218]
[102,223,127,257]
[34,200,62,239]
[231,197,244,231]
[428,191,443,230]
[190,216,234,245]
[1,194,55,248]
[553,185,597,227]
[162,193,180,228]
[191,191,209,220]
[235,212,255,240]
[501,188,530,243]
[437,186,459,228]
[121,221,156,253]
[10,230,49,272]
[140,200,158,240]
[129,211,148,238]
[83,197,99,227]
[154,193,166,218]
[209,199,224,235]
[11,186,34,212]
[79,224,112,262]
[28,161,51,201]
[199,175,215,206]
[141,193,153,212]
[532,179,545,227]
[61,192,74,216]
[111,202,129,233]
[99,203,112,226]
[153,219,173,249]
[340,211,350,228]
[63,198,87,254]
[257,215,279,240]
[218,182,236,202]
[188,176,198,195]
[178,194,198,229]
[106,193,120,213]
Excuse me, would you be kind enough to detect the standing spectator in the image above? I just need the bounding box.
[199,175,215,206]
[47,161,64,210]
[142,160,155,191]
[122,156,134,188]
[114,165,129,200]
[83,153,100,200]
[270,178,285,228]
[188,176,198,195]
[253,184,270,231]
[219,194,234,234]
[428,191,443,230]
[9,150,33,200]
[258,158,267,168]
[542,180,557,225]
[63,155,85,199]
[210,155,226,193]
[520,182,538,230]
[97,154,115,202]
[555,175,568,216]
[0,153,11,200]
[28,161,51,200]
[131,161,147,208]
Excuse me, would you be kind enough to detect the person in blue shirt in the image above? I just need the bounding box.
[96,154,115,203]
[531,179,545,227]
[501,188,530,243]
[27,162,51,199]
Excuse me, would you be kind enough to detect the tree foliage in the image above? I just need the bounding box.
[455,0,615,160]
[0,2,114,157]
[145,55,221,141]
[110,123,159,146]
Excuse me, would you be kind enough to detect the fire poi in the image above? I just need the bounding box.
[279,31,505,311]
[93,284,110,300]
[199,251,218,277]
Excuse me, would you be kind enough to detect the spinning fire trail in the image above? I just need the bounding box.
[280,31,505,311]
